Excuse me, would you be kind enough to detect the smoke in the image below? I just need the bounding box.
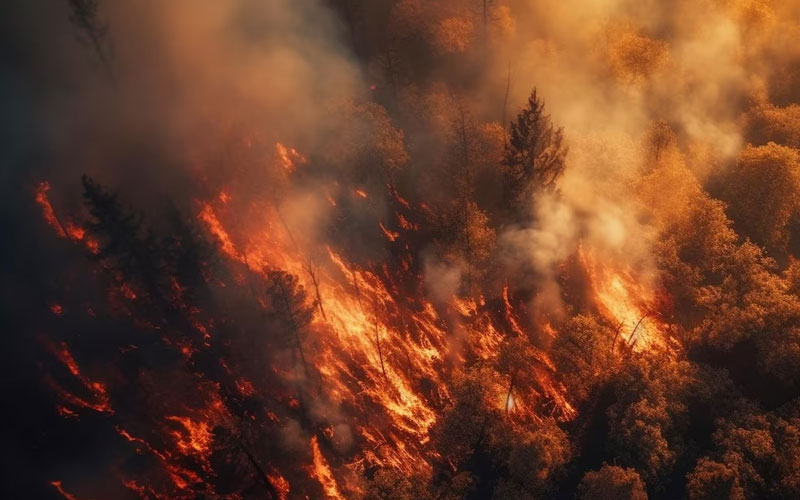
[462,0,800,316]
[5,1,799,307]
[423,254,463,304]
[1,0,363,207]
[0,0,364,495]
[6,0,772,312]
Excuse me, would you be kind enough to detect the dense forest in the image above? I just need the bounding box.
[3,0,800,499]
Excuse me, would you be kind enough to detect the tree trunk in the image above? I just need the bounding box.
[375,321,388,381]
[276,279,309,379]
[235,437,281,500]
[628,313,649,345]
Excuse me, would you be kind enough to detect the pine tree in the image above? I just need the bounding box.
[81,175,164,301]
[265,270,315,379]
[502,88,567,215]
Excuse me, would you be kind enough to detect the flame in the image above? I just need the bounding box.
[268,470,291,500]
[35,182,66,237]
[505,392,516,413]
[197,198,443,472]
[166,416,213,456]
[117,426,204,491]
[36,181,100,253]
[45,341,113,415]
[50,480,84,500]
[276,142,306,173]
[193,183,587,483]
[36,143,619,494]
[310,436,345,499]
[65,222,85,240]
[197,203,238,258]
[379,220,399,242]
[579,244,664,351]
[502,286,526,337]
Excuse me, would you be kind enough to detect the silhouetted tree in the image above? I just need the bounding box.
[502,88,566,215]
[82,175,164,301]
[161,203,218,305]
[66,0,114,80]
[265,270,315,379]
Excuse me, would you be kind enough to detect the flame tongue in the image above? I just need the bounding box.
[578,244,664,351]
[311,436,345,499]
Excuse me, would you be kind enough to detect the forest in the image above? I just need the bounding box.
[3,0,800,499]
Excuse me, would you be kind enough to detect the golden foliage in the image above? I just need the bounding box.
[606,26,669,85]
[746,104,800,149]
[489,5,516,43]
[724,142,800,251]
[433,16,474,54]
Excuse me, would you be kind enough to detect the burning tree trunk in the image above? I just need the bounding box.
[272,195,328,322]
[374,320,389,382]
[302,261,327,320]
[234,435,283,500]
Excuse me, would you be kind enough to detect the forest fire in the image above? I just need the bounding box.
[579,246,665,352]
[9,1,800,499]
